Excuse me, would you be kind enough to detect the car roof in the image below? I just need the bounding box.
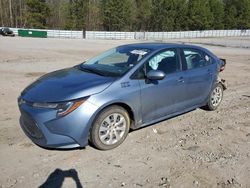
[1,27,10,30]
[120,42,206,51]
[119,42,215,57]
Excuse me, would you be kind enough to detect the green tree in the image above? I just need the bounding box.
[1,0,249,31]
[224,0,238,29]
[187,0,213,30]
[86,0,102,30]
[149,0,189,31]
[102,0,134,31]
[135,0,152,31]
[224,0,250,29]
[209,0,225,29]
[150,0,176,31]
[25,0,50,29]
[172,0,189,31]
[68,0,88,30]
[237,0,250,29]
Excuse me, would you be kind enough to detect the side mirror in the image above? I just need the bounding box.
[146,70,166,80]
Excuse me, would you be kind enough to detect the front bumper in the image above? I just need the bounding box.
[18,99,99,149]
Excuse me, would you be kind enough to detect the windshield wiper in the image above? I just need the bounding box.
[79,64,106,76]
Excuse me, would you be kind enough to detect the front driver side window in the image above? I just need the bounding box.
[146,49,180,74]
[131,49,180,80]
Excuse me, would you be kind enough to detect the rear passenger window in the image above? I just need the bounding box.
[183,49,212,70]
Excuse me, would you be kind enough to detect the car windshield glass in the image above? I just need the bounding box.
[80,46,151,77]
[4,28,10,32]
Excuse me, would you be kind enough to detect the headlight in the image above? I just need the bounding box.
[57,100,85,117]
[32,98,87,117]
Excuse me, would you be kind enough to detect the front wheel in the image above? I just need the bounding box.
[89,106,130,150]
[204,83,224,111]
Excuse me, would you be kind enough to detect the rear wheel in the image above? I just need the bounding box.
[89,106,130,150]
[204,83,224,111]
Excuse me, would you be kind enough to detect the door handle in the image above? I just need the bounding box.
[207,69,212,75]
[178,77,184,83]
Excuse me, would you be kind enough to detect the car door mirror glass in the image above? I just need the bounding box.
[146,70,166,80]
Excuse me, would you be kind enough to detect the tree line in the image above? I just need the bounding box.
[0,0,250,31]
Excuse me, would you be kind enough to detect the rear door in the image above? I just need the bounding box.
[180,48,216,107]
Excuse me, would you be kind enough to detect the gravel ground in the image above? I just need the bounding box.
[0,37,249,188]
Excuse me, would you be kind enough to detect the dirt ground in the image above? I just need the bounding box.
[0,37,249,188]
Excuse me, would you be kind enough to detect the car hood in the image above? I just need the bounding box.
[21,67,116,102]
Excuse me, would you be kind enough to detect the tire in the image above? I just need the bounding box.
[204,83,224,111]
[89,105,130,150]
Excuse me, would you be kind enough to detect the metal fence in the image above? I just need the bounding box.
[86,30,250,40]
[85,31,135,40]
[9,28,250,40]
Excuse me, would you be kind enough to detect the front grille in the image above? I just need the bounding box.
[20,110,43,139]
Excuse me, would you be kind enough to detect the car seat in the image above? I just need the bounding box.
[158,57,177,74]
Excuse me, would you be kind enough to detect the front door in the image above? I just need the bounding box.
[138,48,186,123]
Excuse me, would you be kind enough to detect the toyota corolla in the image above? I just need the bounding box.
[18,43,226,150]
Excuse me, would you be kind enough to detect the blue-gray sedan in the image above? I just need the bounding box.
[18,43,226,150]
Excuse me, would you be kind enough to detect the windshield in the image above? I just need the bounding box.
[80,46,151,77]
[3,28,10,32]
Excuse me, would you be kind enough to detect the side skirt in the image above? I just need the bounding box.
[133,104,204,130]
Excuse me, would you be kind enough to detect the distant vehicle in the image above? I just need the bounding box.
[0,27,15,36]
[18,43,226,150]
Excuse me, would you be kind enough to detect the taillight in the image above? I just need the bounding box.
[220,66,225,72]
[219,58,226,72]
